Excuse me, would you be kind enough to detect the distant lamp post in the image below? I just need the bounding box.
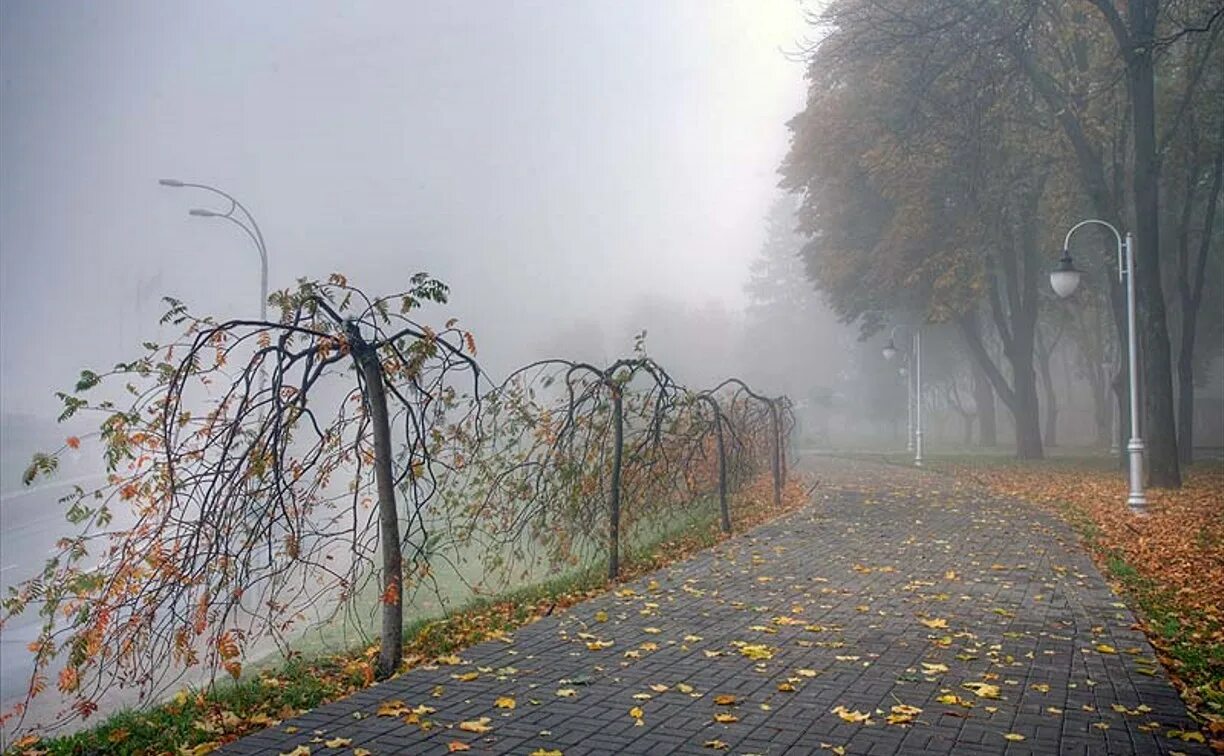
[160,179,270,392]
[159,179,269,323]
[1052,219,1146,513]
[883,325,922,466]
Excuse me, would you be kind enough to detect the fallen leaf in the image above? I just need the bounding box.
[447,743,472,753]
[323,737,351,748]
[714,694,737,705]
[1003,733,1026,741]
[704,740,730,750]
[713,713,739,723]
[832,705,871,723]
[886,704,922,725]
[962,681,1001,699]
[495,696,516,710]
[458,717,492,734]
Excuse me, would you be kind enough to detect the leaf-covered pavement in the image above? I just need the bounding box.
[223,457,1209,755]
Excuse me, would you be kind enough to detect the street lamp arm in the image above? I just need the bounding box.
[177,182,268,264]
[1061,219,1126,282]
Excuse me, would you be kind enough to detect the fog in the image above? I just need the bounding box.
[1,0,811,419]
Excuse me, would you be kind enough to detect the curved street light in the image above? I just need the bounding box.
[158,179,269,323]
[160,179,270,395]
[1051,219,1145,513]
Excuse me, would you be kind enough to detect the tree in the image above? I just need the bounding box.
[780,0,1070,457]
[5,274,477,728]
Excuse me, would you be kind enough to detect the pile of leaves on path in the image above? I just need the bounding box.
[951,461,1224,747]
[8,474,810,756]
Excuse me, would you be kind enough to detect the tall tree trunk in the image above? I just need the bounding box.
[1035,329,1059,448]
[1127,0,1181,486]
[1175,126,1223,465]
[350,329,403,681]
[1013,368,1044,459]
[607,385,624,580]
[1177,329,1196,466]
[972,361,997,446]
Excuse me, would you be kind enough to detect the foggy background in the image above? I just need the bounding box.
[0,1,811,417]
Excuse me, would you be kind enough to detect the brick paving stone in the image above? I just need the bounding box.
[221,456,1209,755]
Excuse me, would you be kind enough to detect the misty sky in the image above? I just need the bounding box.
[0,1,808,418]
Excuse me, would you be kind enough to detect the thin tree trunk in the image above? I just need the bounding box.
[351,329,403,680]
[1035,330,1058,448]
[1176,126,1223,465]
[768,402,782,508]
[608,385,624,580]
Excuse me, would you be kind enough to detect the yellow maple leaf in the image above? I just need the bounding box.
[495,696,516,710]
[529,750,563,756]
[886,704,922,725]
[376,700,410,717]
[919,618,948,629]
[737,643,774,660]
[714,694,737,705]
[704,740,729,750]
[453,671,479,682]
[713,713,738,723]
[458,717,492,734]
[962,682,1001,699]
[629,706,644,725]
[447,743,472,753]
[649,683,670,693]
[936,693,974,708]
[832,705,871,723]
[1003,733,1026,741]
[280,747,310,756]
[323,737,351,748]
[1095,644,1117,654]
[555,688,577,698]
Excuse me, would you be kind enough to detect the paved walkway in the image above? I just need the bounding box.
[223,457,1208,755]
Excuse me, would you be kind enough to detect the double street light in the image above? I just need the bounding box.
[882,325,922,467]
[158,179,269,323]
[159,179,270,393]
[1050,219,1146,513]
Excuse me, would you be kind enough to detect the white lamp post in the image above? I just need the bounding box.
[1051,219,1146,513]
[883,325,922,466]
